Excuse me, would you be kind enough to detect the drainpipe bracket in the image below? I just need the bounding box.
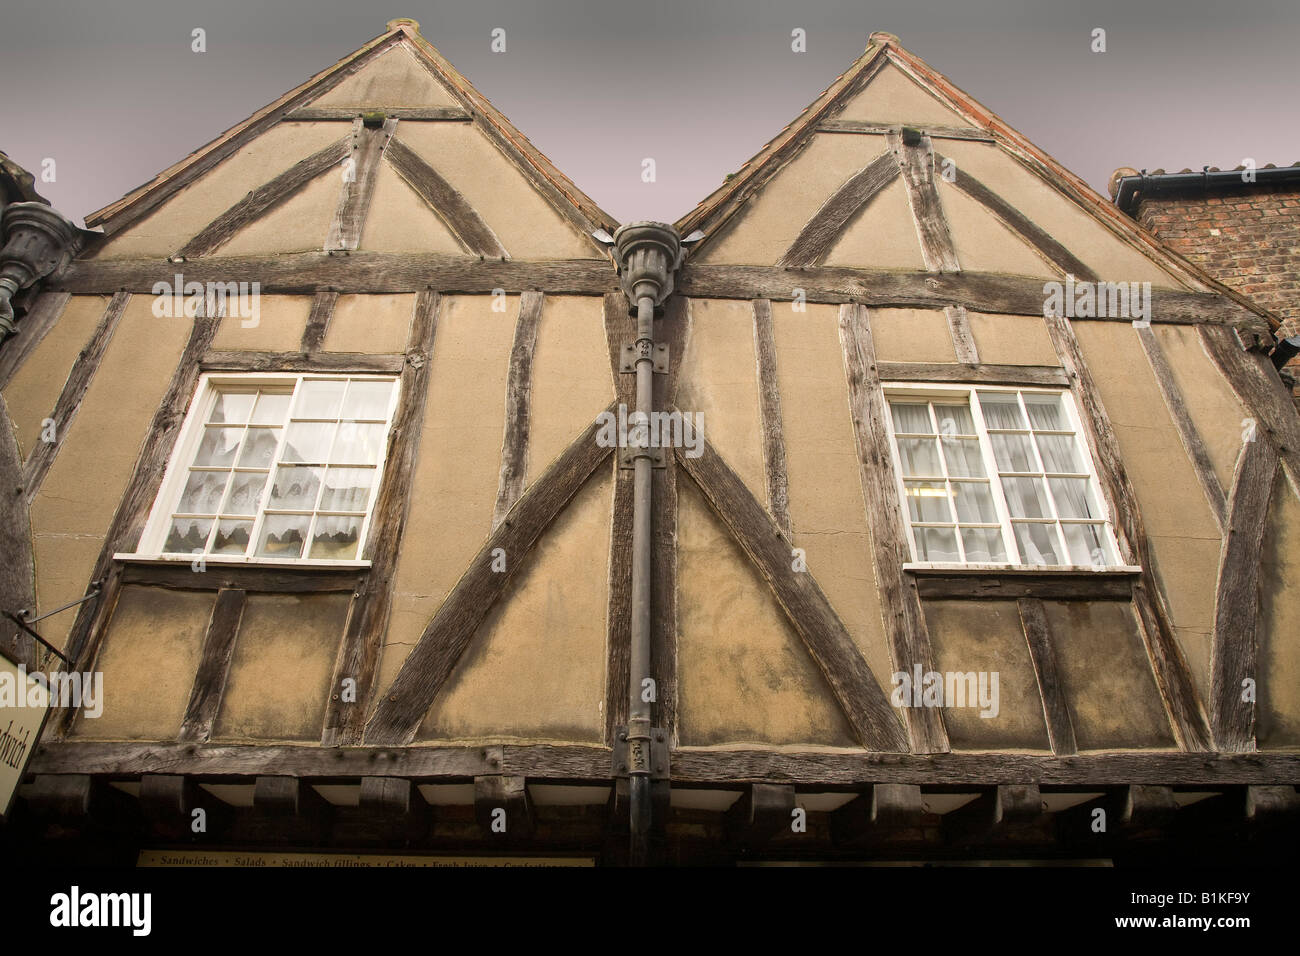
[618,446,666,469]
[619,342,669,374]
[611,726,670,780]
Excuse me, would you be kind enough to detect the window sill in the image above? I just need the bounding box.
[114,554,370,593]
[904,564,1140,601]
[903,563,1141,575]
[115,553,372,569]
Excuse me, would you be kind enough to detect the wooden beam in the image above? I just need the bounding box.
[1017,598,1078,756]
[1057,784,1179,843]
[326,117,397,252]
[751,299,791,535]
[603,293,635,743]
[359,776,428,816]
[138,773,233,839]
[385,137,508,258]
[1210,433,1278,752]
[174,139,351,259]
[1137,325,1227,530]
[889,130,960,273]
[322,291,440,747]
[830,783,925,846]
[178,588,246,743]
[816,119,995,141]
[1044,310,1212,752]
[837,303,948,753]
[199,350,405,374]
[299,290,339,353]
[913,570,1135,601]
[877,361,1069,387]
[24,774,94,817]
[944,784,1042,843]
[492,291,543,529]
[21,292,130,507]
[724,783,796,847]
[944,304,979,365]
[365,407,617,745]
[0,291,70,389]
[936,150,1098,281]
[474,775,534,836]
[776,151,898,267]
[288,106,471,121]
[676,428,909,753]
[247,775,332,841]
[120,560,363,592]
[0,394,37,669]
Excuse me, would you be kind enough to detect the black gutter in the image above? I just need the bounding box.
[1114,164,1300,216]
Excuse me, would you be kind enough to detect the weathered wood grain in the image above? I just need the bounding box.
[877,362,1068,387]
[21,292,130,508]
[299,290,339,353]
[777,151,899,267]
[913,570,1135,601]
[676,427,909,753]
[817,119,994,141]
[120,560,363,593]
[178,588,247,743]
[830,783,925,846]
[944,304,979,364]
[385,137,508,258]
[1018,598,1078,756]
[0,393,37,669]
[475,775,534,835]
[326,117,397,252]
[724,783,796,847]
[174,139,351,259]
[889,131,959,273]
[492,291,543,530]
[837,303,948,753]
[200,350,404,373]
[288,106,471,121]
[751,298,791,535]
[0,291,70,389]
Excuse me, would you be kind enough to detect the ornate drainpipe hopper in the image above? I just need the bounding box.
[0,201,88,337]
[612,221,681,866]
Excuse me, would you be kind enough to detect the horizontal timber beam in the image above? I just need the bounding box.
[878,362,1069,387]
[200,350,406,373]
[287,107,471,121]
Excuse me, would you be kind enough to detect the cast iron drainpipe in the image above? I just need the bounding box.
[612,222,681,866]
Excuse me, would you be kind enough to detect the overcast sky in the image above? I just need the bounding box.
[3,0,1298,227]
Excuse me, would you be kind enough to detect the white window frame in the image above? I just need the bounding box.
[883,383,1134,572]
[120,371,401,568]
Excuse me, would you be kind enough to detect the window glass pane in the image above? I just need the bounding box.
[212,519,252,555]
[342,380,394,421]
[1013,522,1062,565]
[250,391,292,425]
[295,379,346,419]
[890,403,933,434]
[195,427,243,467]
[269,466,322,510]
[991,433,1036,472]
[1062,522,1111,567]
[178,471,229,514]
[1023,394,1066,430]
[282,422,336,463]
[164,517,212,553]
[915,526,960,562]
[904,481,951,522]
[209,392,255,424]
[309,515,363,560]
[961,527,1007,563]
[978,393,1026,429]
[1001,477,1050,518]
[941,438,985,477]
[237,427,281,468]
[257,514,308,558]
[952,482,997,523]
[932,404,974,436]
[1035,433,1083,474]
[223,472,268,516]
[1050,478,1100,519]
[319,467,375,512]
[331,422,388,465]
[897,437,942,477]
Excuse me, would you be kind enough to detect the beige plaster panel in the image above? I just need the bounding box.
[1042,600,1176,749]
[822,178,927,271]
[939,139,1187,288]
[417,468,611,743]
[30,297,190,649]
[209,294,312,351]
[870,308,957,364]
[376,294,515,691]
[3,295,104,460]
[1152,324,1249,494]
[967,312,1059,366]
[939,181,1059,278]
[321,293,414,354]
[525,295,613,486]
[697,135,892,266]
[834,61,971,126]
[311,44,459,108]
[213,593,350,741]
[358,162,466,255]
[676,476,858,747]
[1074,320,1222,701]
[394,123,595,260]
[72,586,212,740]
[923,600,1051,751]
[1257,471,1300,748]
[215,170,338,256]
[675,298,766,501]
[773,302,894,687]
[94,122,344,259]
